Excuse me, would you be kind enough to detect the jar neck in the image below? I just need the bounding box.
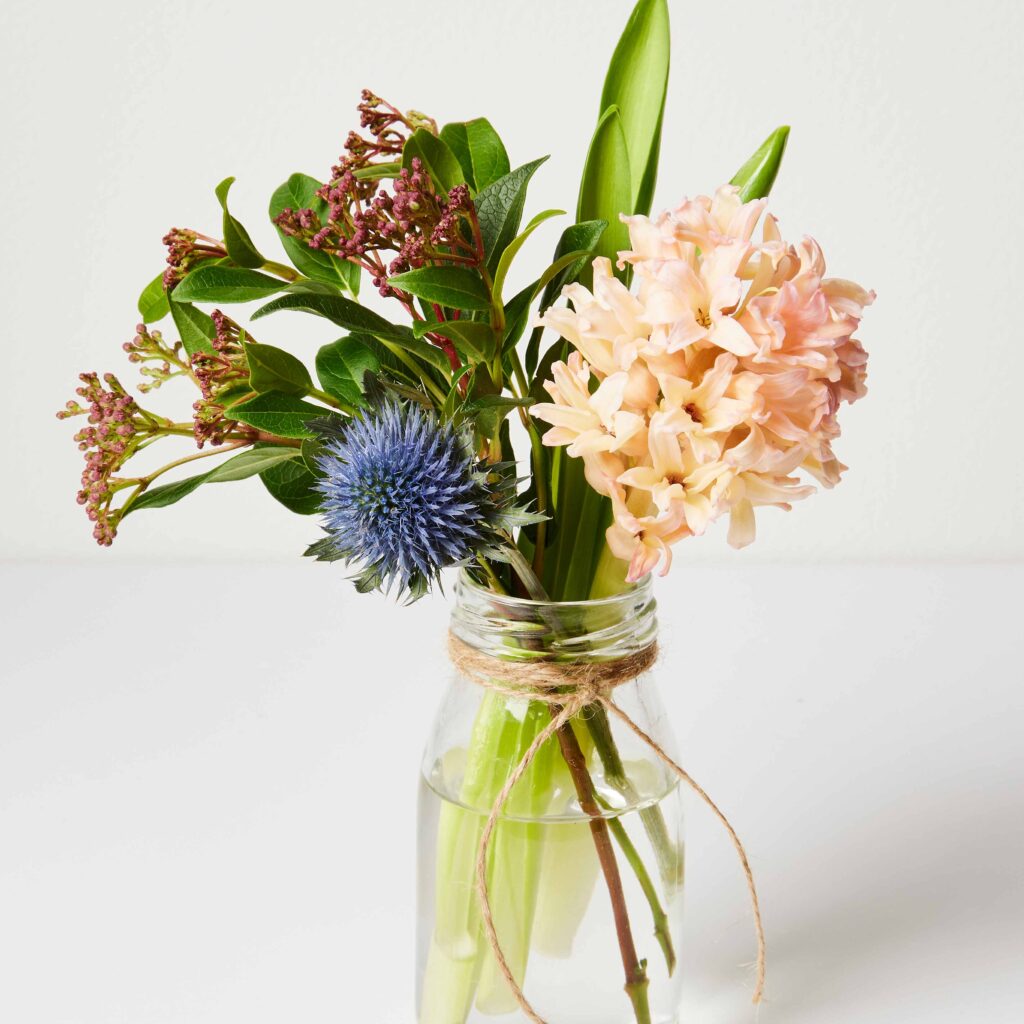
[450,572,657,662]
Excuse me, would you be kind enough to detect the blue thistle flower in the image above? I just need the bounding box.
[308,400,492,599]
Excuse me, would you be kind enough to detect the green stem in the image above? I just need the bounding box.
[307,386,358,416]
[600,795,676,975]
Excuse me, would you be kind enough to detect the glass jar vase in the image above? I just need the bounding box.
[417,573,685,1024]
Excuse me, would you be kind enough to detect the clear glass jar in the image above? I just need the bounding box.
[417,573,685,1024]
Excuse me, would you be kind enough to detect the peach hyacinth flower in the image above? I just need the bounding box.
[531,185,873,581]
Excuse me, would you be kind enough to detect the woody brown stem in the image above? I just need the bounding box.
[552,714,651,1024]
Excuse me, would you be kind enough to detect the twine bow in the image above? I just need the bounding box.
[447,632,766,1023]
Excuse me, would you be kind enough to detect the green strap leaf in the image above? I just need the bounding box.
[173,265,285,304]
[315,335,381,406]
[536,220,608,314]
[168,297,216,357]
[214,176,266,269]
[244,340,314,396]
[230,391,327,438]
[730,126,791,201]
[402,129,466,193]
[491,209,565,306]
[268,173,360,296]
[576,106,632,274]
[137,273,170,324]
[600,0,670,216]
[124,446,301,515]
[439,119,511,192]
[475,157,549,275]
[388,266,491,311]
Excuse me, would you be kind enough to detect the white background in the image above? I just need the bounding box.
[1,2,1022,1023]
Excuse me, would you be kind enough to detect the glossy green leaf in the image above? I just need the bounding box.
[315,335,381,406]
[230,391,325,438]
[353,162,402,181]
[137,273,169,324]
[413,319,494,362]
[536,220,608,314]
[388,266,491,311]
[269,173,360,295]
[577,106,632,275]
[124,447,301,515]
[214,176,266,268]
[168,297,216,357]
[252,293,451,374]
[173,265,285,304]
[244,341,314,396]
[600,0,670,215]
[491,209,565,305]
[439,119,510,191]
[730,126,790,201]
[260,456,322,514]
[475,157,549,274]
[402,129,466,192]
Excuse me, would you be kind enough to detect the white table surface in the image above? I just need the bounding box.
[1,564,1021,1024]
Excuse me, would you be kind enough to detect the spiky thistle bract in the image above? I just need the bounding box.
[307,398,536,601]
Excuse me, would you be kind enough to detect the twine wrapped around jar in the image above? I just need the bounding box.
[448,633,767,1024]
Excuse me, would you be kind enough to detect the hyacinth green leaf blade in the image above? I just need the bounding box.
[173,265,285,304]
[491,208,565,306]
[137,273,170,324]
[230,391,325,438]
[388,266,492,311]
[244,341,315,397]
[315,335,381,406]
[269,173,360,296]
[600,0,670,216]
[730,125,791,201]
[414,319,494,363]
[440,119,511,192]
[168,298,216,357]
[475,157,549,275]
[259,455,322,515]
[402,129,467,193]
[502,248,595,357]
[214,176,266,269]
[576,106,632,274]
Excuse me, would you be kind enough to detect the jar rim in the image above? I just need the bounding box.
[454,568,652,612]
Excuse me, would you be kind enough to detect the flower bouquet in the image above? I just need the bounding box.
[59,2,872,1021]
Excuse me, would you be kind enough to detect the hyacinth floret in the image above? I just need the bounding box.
[309,400,510,600]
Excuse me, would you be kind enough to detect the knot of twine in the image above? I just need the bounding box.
[447,633,766,1022]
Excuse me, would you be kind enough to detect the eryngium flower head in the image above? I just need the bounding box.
[309,401,490,599]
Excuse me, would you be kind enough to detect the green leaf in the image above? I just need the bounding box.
[205,446,301,482]
[214,176,266,269]
[137,273,169,324]
[173,265,285,304]
[504,248,596,357]
[168,297,216,357]
[244,341,314,396]
[230,391,326,438]
[315,335,381,406]
[388,266,491,311]
[536,220,608,313]
[402,129,466,192]
[475,157,549,275]
[440,119,510,191]
[491,209,565,305]
[577,106,632,275]
[252,293,451,374]
[730,126,790,202]
[260,456,322,514]
[600,0,670,216]
[269,173,359,295]
[413,319,494,362]
[125,473,211,513]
